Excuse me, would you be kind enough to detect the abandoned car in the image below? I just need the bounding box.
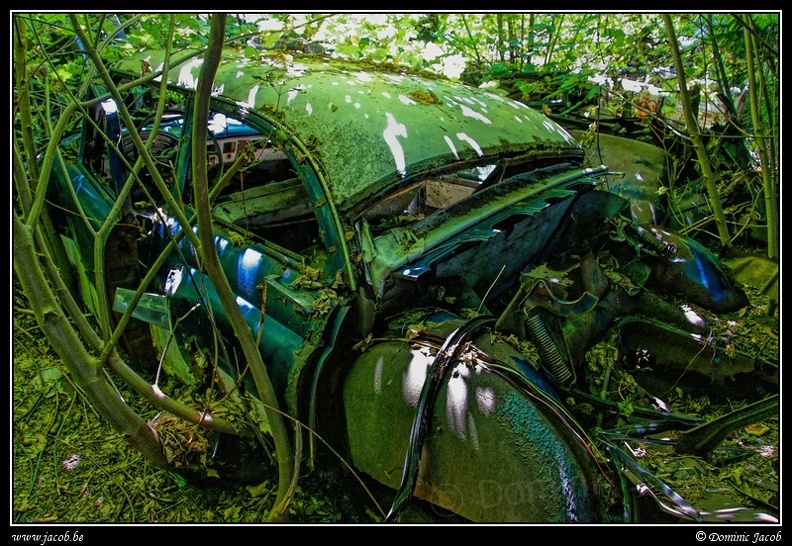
[44,47,778,523]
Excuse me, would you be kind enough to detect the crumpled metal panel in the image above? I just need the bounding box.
[111,49,580,209]
[361,166,603,298]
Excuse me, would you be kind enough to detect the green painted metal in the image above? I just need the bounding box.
[111,49,580,211]
[338,311,601,522]
[43,45,772,523]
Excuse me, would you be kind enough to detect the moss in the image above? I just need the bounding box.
[408,89,442,105]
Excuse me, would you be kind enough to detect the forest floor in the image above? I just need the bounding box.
[10,269,780,526]
[10,285,384,525]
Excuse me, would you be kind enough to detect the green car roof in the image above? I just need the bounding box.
[111,48,581,206]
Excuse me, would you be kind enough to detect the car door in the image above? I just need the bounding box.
[52,80,349,423]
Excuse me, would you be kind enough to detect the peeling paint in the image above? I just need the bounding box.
[468,96,487,109]
[383,112,408,176]
[236,104,250,119]
[286,63,308,77]
[483,91,508,103]
[384,73,405,85]
[112,50,582,208]
[177,58,204,88]
[164,267,182,297]
[355,71,374,83]
[455,133,484,156]
[65,48,767,524]
[444,135,459,159]
[287,85,306,105]
[459,104,491,124]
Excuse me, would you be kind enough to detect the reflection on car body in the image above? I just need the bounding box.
[45,47,778,523]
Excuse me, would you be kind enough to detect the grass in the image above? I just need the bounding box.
[11,299,381,525]
[11,280,779,526]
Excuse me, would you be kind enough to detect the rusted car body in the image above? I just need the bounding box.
[45,47,776,523]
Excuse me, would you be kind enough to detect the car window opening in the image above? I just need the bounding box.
[361,167,491,230]
[361,159,560,233]
[101,99,320,255]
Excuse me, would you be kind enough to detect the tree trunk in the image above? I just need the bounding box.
[191,13,297,522]
[663,14,731,248]
[13,216,170,469]
[743,15,779,260]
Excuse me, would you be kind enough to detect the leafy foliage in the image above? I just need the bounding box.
[12,11,779,524]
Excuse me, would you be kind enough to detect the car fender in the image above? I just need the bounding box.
[332,311,604,522]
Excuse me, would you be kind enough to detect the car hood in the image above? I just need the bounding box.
[110,48,581,208]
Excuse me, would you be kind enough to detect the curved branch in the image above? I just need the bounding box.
[191,13,296,522]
